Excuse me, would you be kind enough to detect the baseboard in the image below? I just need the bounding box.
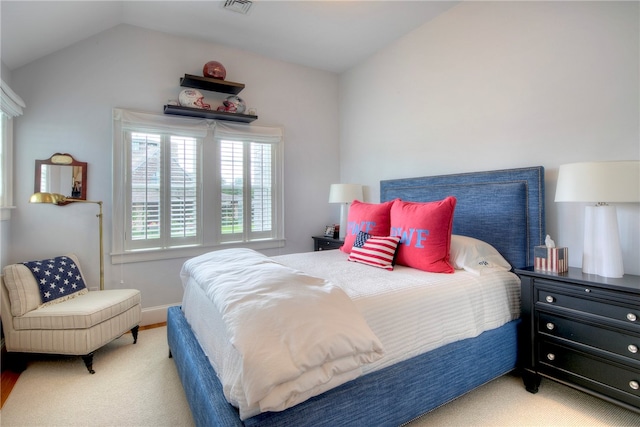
[141,304,180,326]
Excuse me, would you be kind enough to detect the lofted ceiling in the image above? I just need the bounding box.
[1,1,459,74]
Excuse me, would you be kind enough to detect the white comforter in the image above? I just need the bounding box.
[180,248,384,418]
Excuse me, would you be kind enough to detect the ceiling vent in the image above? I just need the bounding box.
[222,0,253,15]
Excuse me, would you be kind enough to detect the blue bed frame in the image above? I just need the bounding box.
[167,166,545,427]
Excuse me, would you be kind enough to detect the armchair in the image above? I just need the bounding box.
[1,254,141,374]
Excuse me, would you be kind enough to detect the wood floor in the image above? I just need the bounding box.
[0,322,165,409]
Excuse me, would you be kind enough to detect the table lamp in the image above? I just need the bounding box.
[29,192,105,290]
[555,161,640,278]
[329,184,363,239]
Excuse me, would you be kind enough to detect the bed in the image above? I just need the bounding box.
[167,166,545,427]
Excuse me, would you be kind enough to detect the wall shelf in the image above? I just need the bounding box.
[165,74,256,122]
[180,74,245,95]
[163,105,257,123]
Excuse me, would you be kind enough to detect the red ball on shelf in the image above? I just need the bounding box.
[203,61,226,80]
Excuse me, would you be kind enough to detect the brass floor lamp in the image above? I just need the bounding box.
[29,192,104,290]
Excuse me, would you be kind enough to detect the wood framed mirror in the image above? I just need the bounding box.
[34,153,87,202]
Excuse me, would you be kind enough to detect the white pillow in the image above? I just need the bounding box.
[450,235,512,275]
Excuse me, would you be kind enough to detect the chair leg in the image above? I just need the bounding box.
[4,352,28,373]
[82,353,95,374]
[131,325,139,344]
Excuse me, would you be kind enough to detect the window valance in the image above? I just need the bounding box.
[1,80,26,117]
[214,121,283,144]
[113,108,209,137]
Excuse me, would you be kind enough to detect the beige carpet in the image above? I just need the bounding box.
[1,326,638,426]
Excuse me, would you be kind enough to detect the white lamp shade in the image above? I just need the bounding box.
[329,184,363,240]
[555,161,640,203]
[329,184,363,204]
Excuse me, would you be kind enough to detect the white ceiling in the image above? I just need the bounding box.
[1,1,459,74]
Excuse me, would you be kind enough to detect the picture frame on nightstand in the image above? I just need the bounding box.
[324,225,335,238]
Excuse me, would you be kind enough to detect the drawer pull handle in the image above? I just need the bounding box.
[545,296,555,303]
[630,381,639,391]
[547,353,555,361]
[628,313,638,322]
[546,323,555,331]
[584,288,591,293]
[629,345,639,354]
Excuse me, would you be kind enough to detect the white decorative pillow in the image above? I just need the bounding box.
[450,235,512,275]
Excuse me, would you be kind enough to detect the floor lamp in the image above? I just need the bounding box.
[329,184,363,239]
[555,161,640,278]
[29,192,104,290]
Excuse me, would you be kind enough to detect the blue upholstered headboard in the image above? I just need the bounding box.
[380,166,545,269]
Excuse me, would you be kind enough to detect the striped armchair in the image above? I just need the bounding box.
[1,254,141,374]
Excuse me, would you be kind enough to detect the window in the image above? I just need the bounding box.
[112,109,284,263]
[0,80,26,219]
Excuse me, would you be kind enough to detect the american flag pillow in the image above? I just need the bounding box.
[348,232,401,270]
[23,255,88,307]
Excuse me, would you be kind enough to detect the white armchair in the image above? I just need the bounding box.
[1,254,141,374]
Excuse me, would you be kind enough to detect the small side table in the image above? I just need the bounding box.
[312,235,344,251]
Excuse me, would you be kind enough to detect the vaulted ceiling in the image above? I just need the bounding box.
[1,1,459,73]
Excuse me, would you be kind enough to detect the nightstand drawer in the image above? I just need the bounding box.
[539,341,640,408]
[312,236,344,251]
[318,240,342,250]
[538,312,640,363]
[536,285,640,327]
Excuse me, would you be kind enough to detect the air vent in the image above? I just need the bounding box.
[222,0,253,15]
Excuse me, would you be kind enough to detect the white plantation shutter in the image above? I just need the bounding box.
[170,136,199,239]
[250,142,272,233]
[220,140,244,235]
[126,132,201,250]
[130,132,161,243]
[216,123,282,243]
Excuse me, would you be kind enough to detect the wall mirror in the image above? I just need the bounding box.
[34,153,87,201]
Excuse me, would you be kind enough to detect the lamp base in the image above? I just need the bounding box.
[339,203,349,240]
[582,205,624,278]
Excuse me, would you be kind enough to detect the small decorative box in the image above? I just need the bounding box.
[534,246,568,273]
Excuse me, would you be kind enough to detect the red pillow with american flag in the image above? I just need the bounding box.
[348,232,401,270]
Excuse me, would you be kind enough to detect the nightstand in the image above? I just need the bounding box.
[515,266,640,414]
[312,235,344,251]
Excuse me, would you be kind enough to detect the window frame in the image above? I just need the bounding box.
[0,114,13,220]
[112,108,284,264]
[0,80,25,220]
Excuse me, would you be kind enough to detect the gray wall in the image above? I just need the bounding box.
[4,2,640,323]
[339,1,640,274]
[7,25,340,322]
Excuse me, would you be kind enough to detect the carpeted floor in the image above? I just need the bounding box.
[1,326,638,426]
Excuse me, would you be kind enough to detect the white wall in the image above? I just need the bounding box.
[8,25,340,319]
[339,1,640,274]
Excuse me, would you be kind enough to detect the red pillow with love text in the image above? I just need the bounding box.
[390,197,457,273]
[340,200,395,254]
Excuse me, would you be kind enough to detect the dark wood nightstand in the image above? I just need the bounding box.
[312,236,344,251]
[515,266,640,414]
